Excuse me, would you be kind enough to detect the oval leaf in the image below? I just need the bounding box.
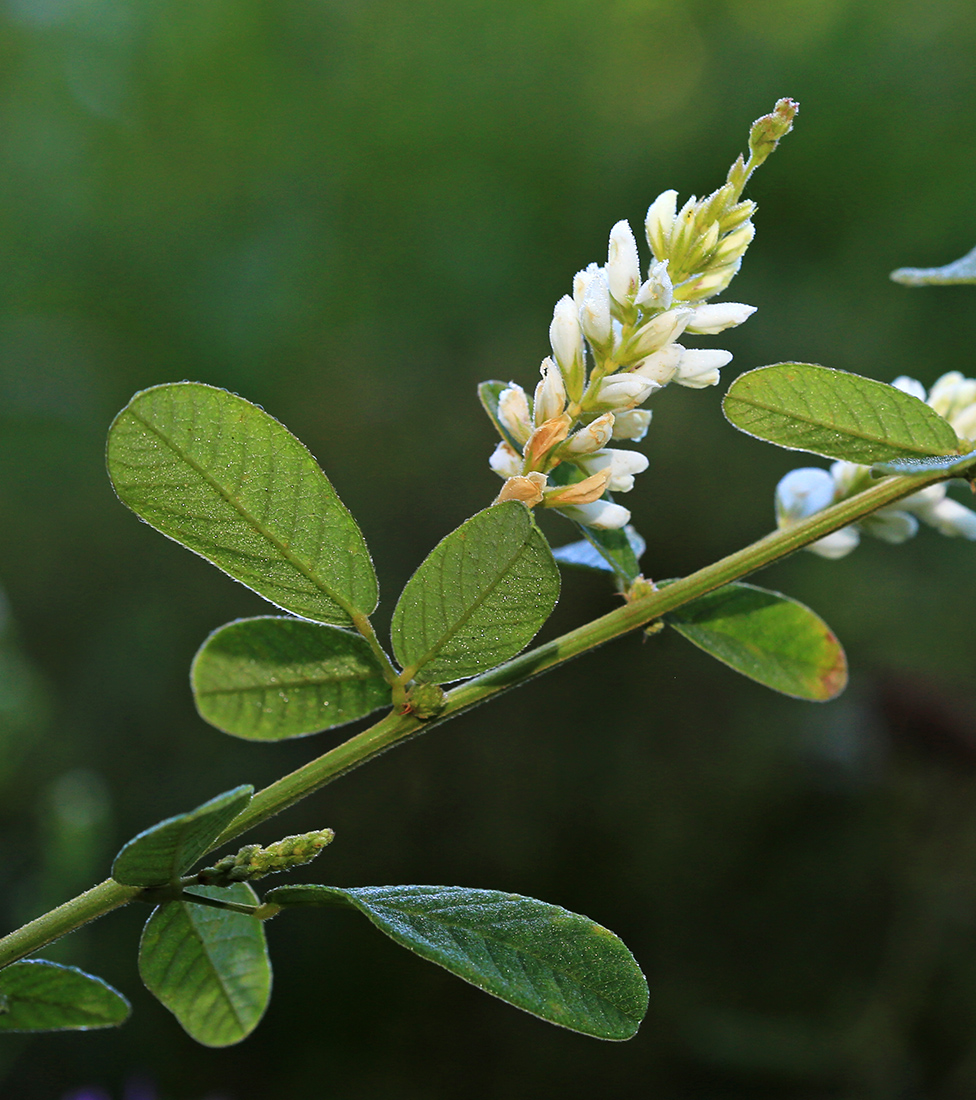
[891,245,976,286]
[723,363,960,463]
[191,617,392,741]
[872,448,976,477]
[390,501,560,684]
[0,960,131,1032]
[139,883,270,1048]
[107,383,378,625]
[666,582,847,701]
[266,884,648,1041]
[113,785,253,886]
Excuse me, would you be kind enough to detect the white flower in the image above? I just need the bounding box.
[951,404,976,440]
[488,441,522,479]
[579,270,613,347]
[560,412,616,456]
[557,500,632,530]
[626,307,693,358]
[860,509,918,544]
[595,373,660,409]
[497,384,532,444]
[829,460,870,498]
[606,220,641,306]
[634,260,673,311]
[632,344,682,387]
[549,295,584,385]
[808,527,860,560]
[578,448,649,493]
[573,262,603,308]
[775,467,836,527]
[645,190,677,260]
[610,409,652,441]
[533,357,567,426]
[685,302,756,335]
[891,375,927,401]
[928,371,976,420]
[674,347,733,389]
[906,487,976,539]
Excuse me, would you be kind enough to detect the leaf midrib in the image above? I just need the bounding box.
[125,404,360,620]
[199,668,385,696]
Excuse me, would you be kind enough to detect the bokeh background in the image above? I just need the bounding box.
[1,0,976,1097]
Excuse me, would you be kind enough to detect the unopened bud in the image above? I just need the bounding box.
[497,383,532,444]
[489,440,522,479]
[645,190,678,260]
[626,307,693,358]
[579,271,613,347]
[633,344,682,386]
[713,221,755,265]
[594,373,659,410]
[494,472,548,507]
[523,414,572,468]
[573,262,603,309]
[560,412,615,456]
[544,469,611,507]
[606,220,641,306]
[578,447,650,493]
[556,499,631,530]
[674,348,733,389]
[685,302,756,335]
[533,357,567,426]
[610,409,652,441]
[549,295,584,399]
[748,98,798,164]
[775,467,835,527]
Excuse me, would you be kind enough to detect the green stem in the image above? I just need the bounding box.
[0,468,948,965]
[350,611,400,687]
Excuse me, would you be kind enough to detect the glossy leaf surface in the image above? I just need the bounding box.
[872,448,976,476]
[266,884,648,1040]
[139,884,270,1048]
[891,245,976,286]
[666,582,847,701]
[192,616,391,740]
[107,383,377,626]
[391,501,559,683]
[0,961,131,1032]
[113,786,253,886]
[723,363,959,463]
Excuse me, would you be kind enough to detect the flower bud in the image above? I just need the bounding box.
[533,357,567,426]
[606,220,641,306]
[522,414,571,468]
[713,221,755,265]
[594,373,660,410]
[928,371,976,420]
[573,262,603,309]
[497,383,532,444]
[578,447,649,493]
[645,190,677,260]
[808,527,860,560]
[674,348,733,389]
[579,271,613,347]
[829,460,871,498]
[891,375,927,401]
[634,260,673,311]
[775,467,835,527]
[549,295,584,398]
[922,497,976,540]
[494,472,548,507]
[543,469,611,507]
[488,440,522,479]
[675,264,739,301]
[748,98,798,165]
[633,344,682,386]
[685,302,756,334]
[861,509,918,544]
[560,412,615,456]
[556,500,631,530]
[625,307,693,358]
[610,409,652,441]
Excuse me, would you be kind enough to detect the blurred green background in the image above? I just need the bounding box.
[2,0,976,1096]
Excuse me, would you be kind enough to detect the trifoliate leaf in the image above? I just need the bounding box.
[390,501,560,684]
[666,582,847,701]
[266,884,648,1041]
[138,883,270,1047]
[191,616,392,740]
[0,961,130,1032]
[107,383,378,626]
[112,786,253,886]
[723,363,960,463]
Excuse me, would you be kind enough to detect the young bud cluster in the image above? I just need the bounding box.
[774,370,976,560]
[196,829,335,886]
[480,104,794,533]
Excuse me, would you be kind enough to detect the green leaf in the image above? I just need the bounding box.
[891,245,976,286]
[0,961,131,1032]
[266,884,648,1041]
[555,524,645,583]
[112,786,253,886]
[107,383,378,626]
[723,363,960,463]
[139,883,270,1047]
[665,582,847,701]
[872,448,976,477]
[390,501,560,683]
[191,616,391,740]
[478,380,523,451]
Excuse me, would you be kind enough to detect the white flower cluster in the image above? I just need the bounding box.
[775,371,976,558]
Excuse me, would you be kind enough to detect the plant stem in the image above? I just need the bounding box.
[0,467,950,965]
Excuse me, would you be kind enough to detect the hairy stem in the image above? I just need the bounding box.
[0,467,951,966]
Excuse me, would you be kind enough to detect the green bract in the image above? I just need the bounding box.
[723,363,960,463]
[0,961,131,1032]
[112,786,253,887]
[391,502,560,683]
[266,884,648,1040]
[666,582,847,701]
[192,617,392,740]
[107,383,378,626]
[138,883,270,1047]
